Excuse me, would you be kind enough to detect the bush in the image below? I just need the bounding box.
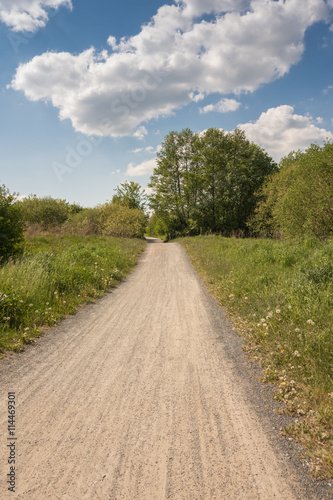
[0,185,24,260]
[100,202,147,238]
[20,195,71,229]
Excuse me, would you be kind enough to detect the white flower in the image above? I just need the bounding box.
[295,328,300,333]
[276,309,281,314]
[293,351,301,357]
[306,319,315,325]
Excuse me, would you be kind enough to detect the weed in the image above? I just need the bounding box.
[177,235,333,478]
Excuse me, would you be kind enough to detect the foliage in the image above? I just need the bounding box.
[250,143,333,240]
[64,207,103,236]
[149,128,277,237]
[0,184,24,260]
[112,181,147,211]
[0,235,146,353]
[178,235,333,477]
[100,202,147,238]
[19,195,72,229]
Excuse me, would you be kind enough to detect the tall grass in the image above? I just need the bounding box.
[0,235,146,353]
[178,235,333,477]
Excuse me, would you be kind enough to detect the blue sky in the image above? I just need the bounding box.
[1,0,333,207]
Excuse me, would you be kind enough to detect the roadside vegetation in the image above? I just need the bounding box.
[0,235,146,354]
[0,181,148,354]
[178,235,333,478]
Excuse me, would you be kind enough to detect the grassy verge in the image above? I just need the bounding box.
[0,235,146,354]
[177,235,333,478]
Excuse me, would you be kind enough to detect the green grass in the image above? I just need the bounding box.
[177,235,333,478]
[0,235,146,353]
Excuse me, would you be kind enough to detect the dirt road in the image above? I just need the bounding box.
[0,239,330,499]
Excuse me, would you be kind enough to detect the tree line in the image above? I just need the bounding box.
[1,127,332,259]
[148,128,333,241]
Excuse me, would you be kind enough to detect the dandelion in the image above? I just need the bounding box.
[29,303,33,307]
[293,351,301,357]
[244,296,248,300]
[35,310,39,314]
[229,294,235,299]
[288,305,292,310]
[306,319,315,326]
[295,328,300,333]
[276,309,281,314]
[263,323,268,328]
[46,302,49,305]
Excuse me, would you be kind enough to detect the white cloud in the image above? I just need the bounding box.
[0,0,72,32]
[131,146,155,154]
[238,105,333,161]
[200,98,241,114]
[11,0,331,136]
[126,159,158,177]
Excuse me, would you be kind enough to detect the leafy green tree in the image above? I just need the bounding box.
[248,151,301,237]
[0,184,24,260]
[275,143,333,240]
[149,128,197,236]
[250,143,333,240]
[149,127,276,237]
[112,181,147,212]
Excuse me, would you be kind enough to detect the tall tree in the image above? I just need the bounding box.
[112,181,147,212]
[149,127,276,237]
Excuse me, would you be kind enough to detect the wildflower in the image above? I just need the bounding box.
[46,302,49,305]
[295,328,300,333]
[263,323,268,328]
[288,305,292,310]
[293,351,301,357]
[29,304,33,307]
[35,310,39,313]
[244,296,248,300]
[229,294,235,299]
[281,382,285,386]
[276,309,281,314]
[306,319,315,326]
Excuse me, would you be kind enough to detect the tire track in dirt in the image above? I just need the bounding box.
[0,238,330,499]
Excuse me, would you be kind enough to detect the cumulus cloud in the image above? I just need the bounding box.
[0,0,72,32]
[126,159,158,177]
[200,98,241,114]
[10,0,332,136]
[238,105,333,161]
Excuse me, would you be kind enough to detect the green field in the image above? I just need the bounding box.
[177,235,333,477]
[0,235,146,353]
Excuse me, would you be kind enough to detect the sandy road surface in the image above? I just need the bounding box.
[0,239,330,499]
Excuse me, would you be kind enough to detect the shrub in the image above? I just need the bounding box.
[0,185,24,260]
